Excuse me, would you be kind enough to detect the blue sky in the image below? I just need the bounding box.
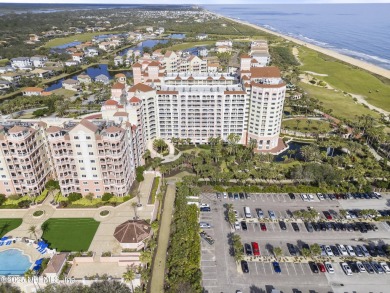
[1,0,390,3]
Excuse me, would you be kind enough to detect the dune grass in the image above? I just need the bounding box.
[166,41,215,51]
[0,219,23,237]
[299,47,390,112]
[41,218,99,252]
[299,82,380,120]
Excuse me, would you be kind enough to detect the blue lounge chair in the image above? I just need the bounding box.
[0,242,3,246]
[40,248,47,254]
[5,241,12,245]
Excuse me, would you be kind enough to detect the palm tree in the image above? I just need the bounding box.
[273,247,283,259]
[131,202,138,219]
[310,243,322,257]
[28,225,38,240]
[123,266,135,292]
[24,269,35,280]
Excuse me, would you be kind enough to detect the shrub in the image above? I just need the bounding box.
[102,193,113,202]
[33,210,44,217]
[100,210,110,216]
[8,194,21,201]
[45,180,60,190]
[136,166,145,182]
[18,200,31,208]
[68,193,82,202]
[0,194,6,206]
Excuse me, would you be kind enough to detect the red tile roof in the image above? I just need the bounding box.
[128,83,154,92]
[129,96,141,103]
[250,66,281,78]
[104,100,119,106]
[112,82,125,90]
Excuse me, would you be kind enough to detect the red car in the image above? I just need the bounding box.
[260,223,267,231]
[323,211,332,220]
[251,242,260,256]
[317,263,326,272]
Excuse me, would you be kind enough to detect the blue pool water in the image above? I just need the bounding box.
[0,249,32,276]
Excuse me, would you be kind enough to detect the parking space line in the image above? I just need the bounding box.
[284,262,290,275]
[291,263,298,275]
[299,263,305,274]
[261,262,266,274]
[255,262,259,275]
[269,262,274,274]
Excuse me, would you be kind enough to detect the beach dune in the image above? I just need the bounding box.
[211,12,390,80]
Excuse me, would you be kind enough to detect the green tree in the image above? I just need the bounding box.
[67,192,82,202]
[102,193,113,202]
[28,225,38,240]
[123,266,135,292]
[273,246,283,258]
[310,243,322,257]
[301,248,311,258]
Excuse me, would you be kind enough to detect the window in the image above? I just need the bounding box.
[96,189,100,192]
[77,152,82,155]
[86,136,91,140]
[80,167,85,170]
[91,160,95,163]
[88,144,92,147]
[82,175,86,178]
[74,136,79,139]
[4,182,8,185]
[1,175,6,178]
[92,167,96,171]
[89,152,93,155]
[84,189,89,192]
[93,175,97,178]
[83,182,88,185]
[76,144,80,147]
[79,160,83,163]
[94,182,99,185]
[6,189,11,192]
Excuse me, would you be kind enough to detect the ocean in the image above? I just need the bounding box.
[203,4,390,70]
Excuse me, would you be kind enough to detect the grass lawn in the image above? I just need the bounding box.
[282,118,332,133]
[41,218,100,252]
[299,46,390,112]
[299,82,380,120]
[51,88,76,98]
[0,219,23,237]
[43,31,119,48]
[167,41,216,51]
[0,59,9,66]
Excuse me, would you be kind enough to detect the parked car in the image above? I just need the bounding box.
[287,243,297,256]
[305,222,314,232]
[288,193,296,200]
[234,221,241,230]
[363,261,375,274]
[273,261,281,273]
[317,263,326,273]
[260,223,267,231]
[354,245,364,257]
[341,262,353,276]
[359,245,371,257]
[337,244,349,256]
[252,242,260,256]
[380,262,390,274]
[317,193,325,200]
[241,221,248,231]
[356,261,366,273]
[325,245,334,256]
[200,206,211,212]
[234,193,239,200]
[241,260,249,273]
[256,208,264,219]
[346,245,356,256]
[200,203,210,208]
[279,221,287,230]
[371,261,385,274]
[301,194,309,201]
[268,210,277,220]
[348,261,360,274]
[324,262,334,274]
[199,222,211,228]
[244,243,252,256]
[309,262,319,273]
[291,222,300,232]
[323,211,332,220]
[331,245,340,256]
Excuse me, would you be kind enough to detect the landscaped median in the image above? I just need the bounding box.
[0,189,50,209]
[54,192,132,208]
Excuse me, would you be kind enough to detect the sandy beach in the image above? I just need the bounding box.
[210,12,390,80]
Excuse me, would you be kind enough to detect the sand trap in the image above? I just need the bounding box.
[304,71,328,77]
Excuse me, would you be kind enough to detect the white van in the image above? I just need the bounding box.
[244,207,252,218]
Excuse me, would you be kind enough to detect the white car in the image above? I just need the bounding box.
[233,210,239,219]
[325,245,334,256]
[223,192,228,199]
[234,221,241,230]
[317,193,325,200]
[324,262,334,274]
[380,262,390,274]
[200,203,210,208]
[257,209,264,219]
[301,194,309,201]
[308,194,315,201]
[356,261,366,273]
[344,210,352,219]
[199,222,211,228]
[346,245,356,256]
[337,244,349,256]
[320,245,327,256]
[341,262,353,276]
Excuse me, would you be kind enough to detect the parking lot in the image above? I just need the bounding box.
[199,192,390,293]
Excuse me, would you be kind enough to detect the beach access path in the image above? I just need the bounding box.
[211,12,390,80]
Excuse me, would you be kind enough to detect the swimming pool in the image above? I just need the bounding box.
[0,249,32,276]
